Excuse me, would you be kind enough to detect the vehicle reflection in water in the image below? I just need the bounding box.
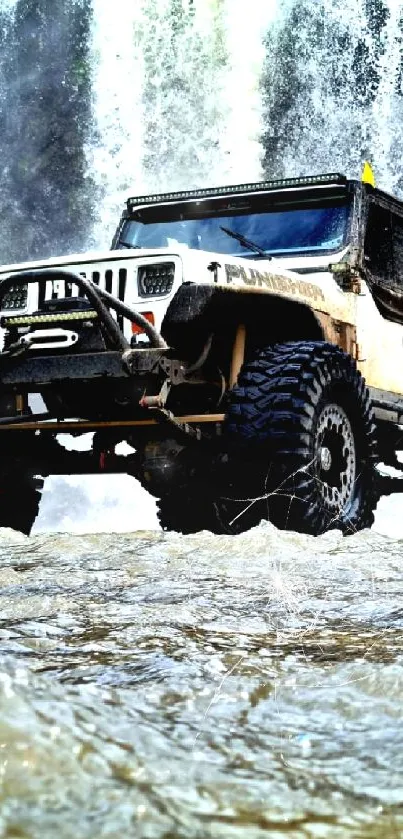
[0,490,402,838]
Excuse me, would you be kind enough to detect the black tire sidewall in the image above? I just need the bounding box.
[224,342,378,535]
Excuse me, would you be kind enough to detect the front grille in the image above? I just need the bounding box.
[105,269,113,294]
[1,260,176,334]
[36,267,129,305]
[33,266,130,332]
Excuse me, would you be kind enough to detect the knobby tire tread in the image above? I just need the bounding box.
[158,341,378,536]
[225,341,378,535]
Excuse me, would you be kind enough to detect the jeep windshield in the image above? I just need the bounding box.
[117,198,352,258]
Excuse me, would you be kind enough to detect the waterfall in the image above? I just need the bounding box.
[88,0,277,246]
[85,1,146,246]
[1,0,401,261]
[88,0,403,246]
[0,0,94,263]
[262,0,403,194]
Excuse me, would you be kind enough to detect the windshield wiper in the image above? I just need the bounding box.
[117,241,140,250]
[220,225,271,259]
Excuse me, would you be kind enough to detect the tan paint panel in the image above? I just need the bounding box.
[214,261,357,325]
[356,281,403,395]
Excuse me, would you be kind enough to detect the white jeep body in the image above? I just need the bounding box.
[1,173,403,426]
[0,240,401,418]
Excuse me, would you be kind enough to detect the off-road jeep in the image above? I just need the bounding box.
[0,172,401,536]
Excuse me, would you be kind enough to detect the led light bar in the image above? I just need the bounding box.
[3,311,98,326]
[127,173,347,210]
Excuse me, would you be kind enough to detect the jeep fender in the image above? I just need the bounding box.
[161,282,325,361]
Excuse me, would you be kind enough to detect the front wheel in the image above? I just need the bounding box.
[224,341,379,535]
[0,475,43,535]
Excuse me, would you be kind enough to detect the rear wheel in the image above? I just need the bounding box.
[157,488,215,534]
[157,484,257,535]
[0,475,43,535]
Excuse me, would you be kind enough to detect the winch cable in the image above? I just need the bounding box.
[0,268,168,350]
[96,285,167,349]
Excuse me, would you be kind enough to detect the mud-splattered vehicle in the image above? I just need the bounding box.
[0,171,402,535]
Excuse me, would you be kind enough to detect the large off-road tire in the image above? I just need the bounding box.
[158,488,267,534]
[157,341,378,537]
[0,476,43,535]
[224,341,378,535]
[155,443,229,534]
[157,488,216,534]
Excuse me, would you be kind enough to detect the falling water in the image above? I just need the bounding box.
[87,0,403,250]
[262,0,403,193]
[0,0,94,263]
[88,0,277,246]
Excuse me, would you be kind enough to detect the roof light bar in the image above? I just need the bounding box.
[127,173,347,210]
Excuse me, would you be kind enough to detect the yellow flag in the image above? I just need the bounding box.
[361,161,376,187]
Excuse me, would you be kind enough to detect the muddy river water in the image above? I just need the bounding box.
[0,481,402,838]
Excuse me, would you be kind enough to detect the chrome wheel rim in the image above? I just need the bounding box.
[315,403,356,514]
